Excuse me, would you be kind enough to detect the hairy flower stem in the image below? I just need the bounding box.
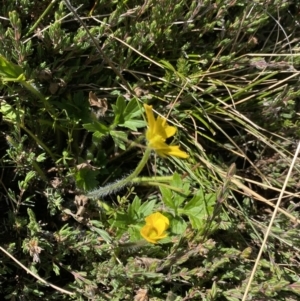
[131,176,185,193]
[87,148,152,199]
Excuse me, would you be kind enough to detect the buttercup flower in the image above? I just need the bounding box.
[140,212,170,244]
[144,104,189,158]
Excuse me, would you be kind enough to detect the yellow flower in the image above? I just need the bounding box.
[144,104,189,158]
[140,212,170,244]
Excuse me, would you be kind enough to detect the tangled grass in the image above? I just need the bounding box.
[1,0,300,300]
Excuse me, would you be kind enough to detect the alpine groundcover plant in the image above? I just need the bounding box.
[87,103,188,199]
[1,1,300,300]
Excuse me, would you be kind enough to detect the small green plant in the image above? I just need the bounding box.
[1,0,300,300]
[87,103,189,198]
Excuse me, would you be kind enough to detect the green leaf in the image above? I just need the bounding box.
[122,119,145,131]
[112,97,145,130]
[171,172,182,187]
[160,173,190,212]
[123,97,142,119]
[74,168,100,191]
[112,211,134,229]
[53,92,91,122]
[52,263,60,276]
[36,153,46,162]
[188,214,204,230]
[19,171,36,191]
[171,216,187,235]
[182,190,216,230]
[83,121,109,138]
[0,55,24,79]
[27,208,41,235]
[184,190,203,211]
[160,59,176,71]
[110,130,127,150]
[139,199,156,217]
[128,224,142,242]
[112,95,126,125]
[89,221,112,243]
[128,196,141,219]
[25,170,36,183]
[171,173,190,207]
[0,102,24,122]
[160,185,175,210]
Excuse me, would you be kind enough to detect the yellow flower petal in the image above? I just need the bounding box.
[140,212,170,244]
[140,225,159,244]
[155,219,169,234]
[155,116,177,139]
[145,212,169,226]
[147,139,189,159]
[143,104,189,158]
[163,145,189,158]
[144,104,155,132]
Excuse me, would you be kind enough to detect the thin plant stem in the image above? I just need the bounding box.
[63,0,133,94]
[26,0,58,37]
[0,246,74,296]
[20,124,56,161]
[132,180,186,193]
[132,176,173,183]
[32,160,48,182]
[87,148,152,198]
[241,141,300,301]
[21,81,55,116]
